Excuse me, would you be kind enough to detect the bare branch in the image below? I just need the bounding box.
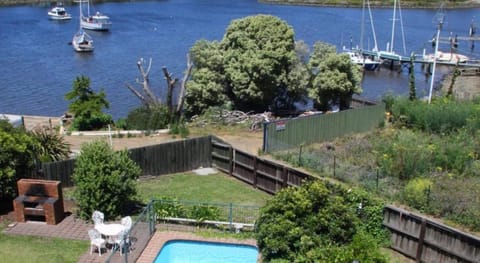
[176,53,193,113]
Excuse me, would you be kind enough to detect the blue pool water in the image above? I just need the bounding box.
[154,240,259,263]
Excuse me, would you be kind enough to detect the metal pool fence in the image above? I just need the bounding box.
[152,199,260,232]
[104,202,156,263]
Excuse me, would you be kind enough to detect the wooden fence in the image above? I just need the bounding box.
[384,205,480,263]
[37,135,480,262]
[211,136,312,194]
[39,136,212,187]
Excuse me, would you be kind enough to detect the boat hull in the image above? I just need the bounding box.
[81,15,111,31]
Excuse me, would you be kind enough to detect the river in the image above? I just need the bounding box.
[1,0,479,119]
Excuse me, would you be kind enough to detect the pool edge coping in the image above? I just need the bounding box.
[136,230,259,263]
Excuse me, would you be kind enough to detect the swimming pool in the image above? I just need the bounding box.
[153,239,259,263]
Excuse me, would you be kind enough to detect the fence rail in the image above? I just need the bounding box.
[384,205,480,263]
[211,136,312,195]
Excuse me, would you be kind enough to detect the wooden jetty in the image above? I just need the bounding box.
[360,49,480,69]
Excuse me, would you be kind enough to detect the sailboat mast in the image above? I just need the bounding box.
[390,0,397,53]
[360,0,366,50]
[367,0,378,51]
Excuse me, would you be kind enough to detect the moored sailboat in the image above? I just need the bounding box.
[80,0,111,31]
[72,0,94,52]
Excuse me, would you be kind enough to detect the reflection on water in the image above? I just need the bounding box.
[0,1,479,118]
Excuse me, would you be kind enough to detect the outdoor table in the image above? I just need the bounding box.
[94,223,126,245]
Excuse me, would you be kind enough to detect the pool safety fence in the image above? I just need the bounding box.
[152,199,260,232]
[104,202,156,263]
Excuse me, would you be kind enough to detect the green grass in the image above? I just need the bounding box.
[136,172,271,206]
[0,232,88,263]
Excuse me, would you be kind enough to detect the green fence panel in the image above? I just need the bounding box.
[264,103,385,152]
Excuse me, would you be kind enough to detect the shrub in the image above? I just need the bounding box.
[255,180,387,262]
[125,105,170,130]
[153,198,187,218]
[190,205,222,222]
[72,140,141,220]
[402,177,433,211]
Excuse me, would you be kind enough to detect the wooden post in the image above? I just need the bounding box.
[253,156,258,188]
[415,219,427,262]
[282,166,288,188]
[229,146,233,176]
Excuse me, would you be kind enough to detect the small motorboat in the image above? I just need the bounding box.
[48,2,72,20]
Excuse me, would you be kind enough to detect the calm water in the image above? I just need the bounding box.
[1,1,479,119]
[154,240,258,263]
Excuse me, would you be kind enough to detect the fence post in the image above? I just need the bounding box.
[229,203,233,231]
[253,156,258,188]
[229,146,234,176]
[282,167,288,188]
[333,155,336,177]
[415,219,427,262]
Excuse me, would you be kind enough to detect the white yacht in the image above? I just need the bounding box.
[48,2,72,20]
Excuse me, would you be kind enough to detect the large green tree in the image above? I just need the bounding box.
[72,140,141,220]
[309,42,362,111]
[185,40,229,116]
[65,76,112,131]
[222,15,299,112]
[185,15,307,116]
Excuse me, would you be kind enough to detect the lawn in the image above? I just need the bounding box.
[0,232,88,263]
[136,171,272,206]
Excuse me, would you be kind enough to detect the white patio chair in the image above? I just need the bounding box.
[113,228,130,255]
[120,216,132,230]
[88,229,106,256]
[92,210,104,226]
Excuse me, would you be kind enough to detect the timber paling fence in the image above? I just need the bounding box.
[39,136,213,187]
[384,205,480,263]
[36,136,480,262]
[263,102,386,153]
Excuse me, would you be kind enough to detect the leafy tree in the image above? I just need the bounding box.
[65,76,112,131]
[309,42,362,111]
[185,40,229,117]
[0,120,36,200]
[221,15,300,112]
[72,140,141,220]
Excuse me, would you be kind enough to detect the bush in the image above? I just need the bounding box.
[153,198,187,218]
[190,205,222,222]
[402,177,432,211]
[72,140,141,220]
[125,105,170,130]
[255,180,387,262]
[391,97,479,134]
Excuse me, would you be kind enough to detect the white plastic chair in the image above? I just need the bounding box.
[121,216,132,230]
[88,229,106,256]
[92,210,104,226]
[113,228,130,255]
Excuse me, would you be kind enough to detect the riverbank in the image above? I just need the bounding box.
[259,0,480,9]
